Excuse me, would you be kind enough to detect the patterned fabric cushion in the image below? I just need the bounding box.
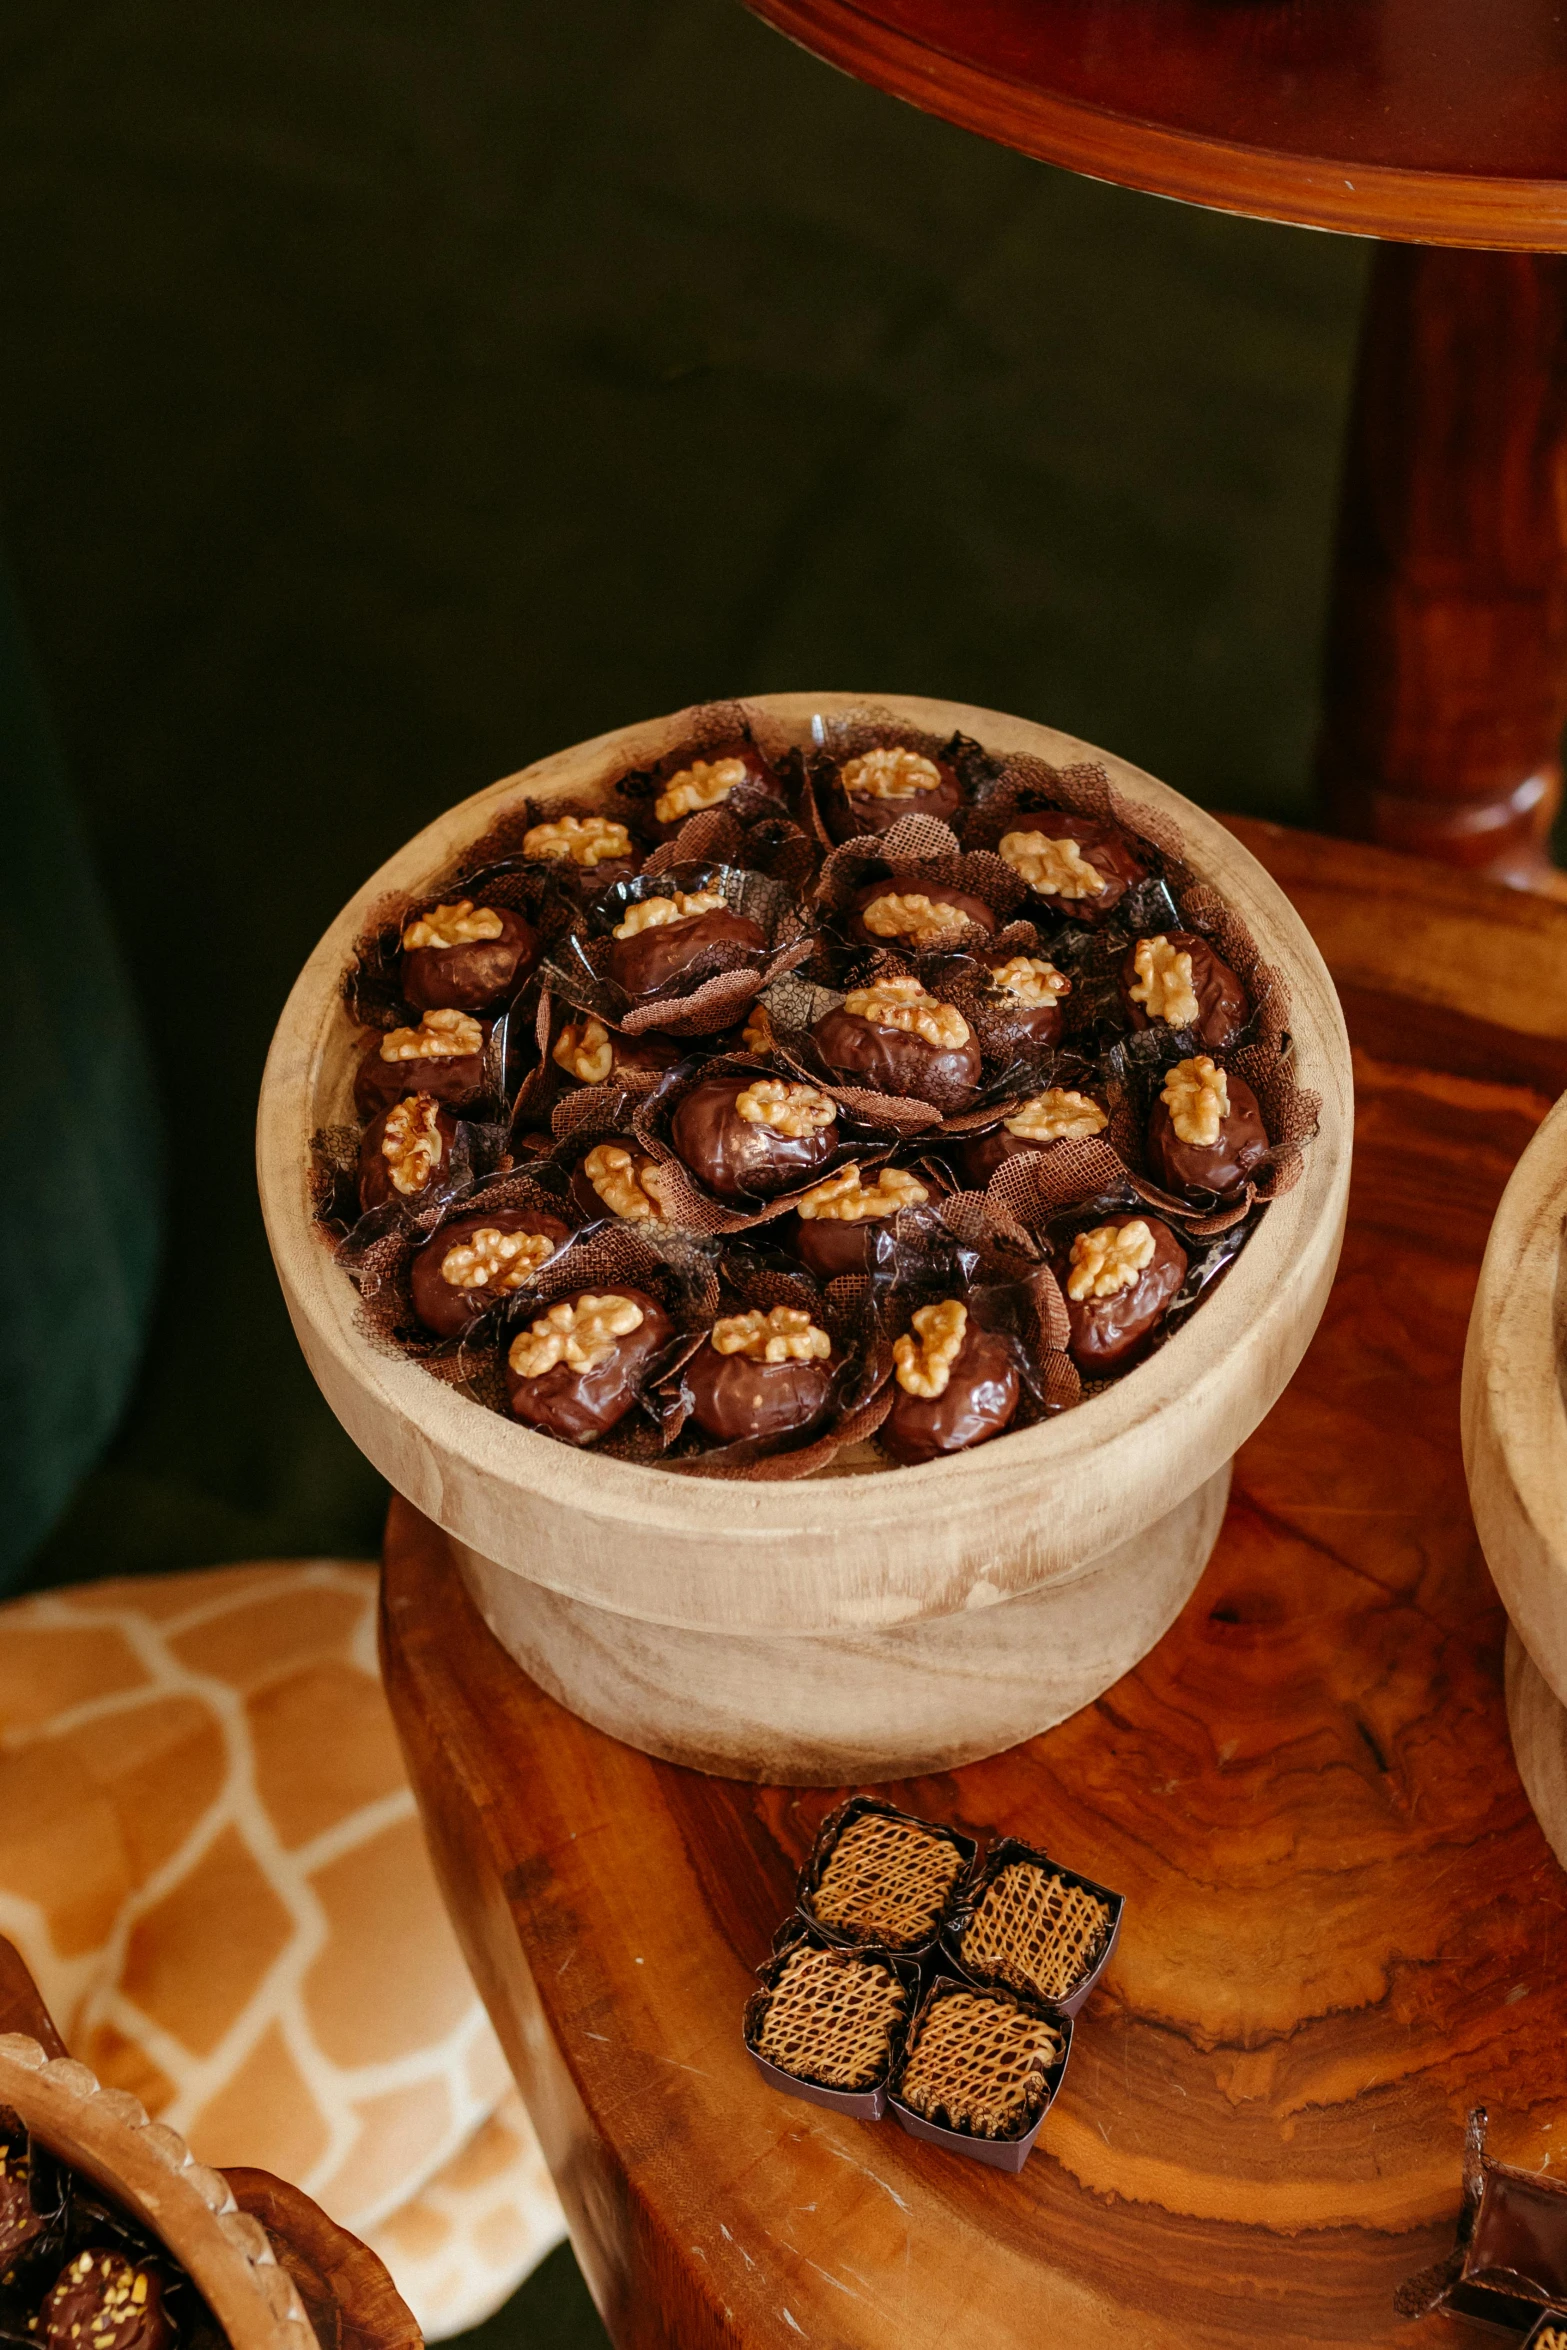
[0,1563,565,2337]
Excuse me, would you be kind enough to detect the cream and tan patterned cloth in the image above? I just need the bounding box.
[0,1563,565,2337]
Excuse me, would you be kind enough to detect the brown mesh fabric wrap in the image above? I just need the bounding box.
[811,1814,965,1947]
[958,1863,1111,2004]
[896,1988,1062,2140]
[753,1945,907,2091]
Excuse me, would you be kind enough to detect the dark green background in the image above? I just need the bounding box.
[2,0,1370,2337]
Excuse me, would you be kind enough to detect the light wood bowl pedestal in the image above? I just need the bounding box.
[258,693,1353,1784]
[1463,1088,1567,1863]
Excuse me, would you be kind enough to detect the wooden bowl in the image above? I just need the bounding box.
[258,692,1353,1783]
[1463,1086,1567,1854]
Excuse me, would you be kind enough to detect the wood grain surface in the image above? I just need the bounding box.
[381,822,1567,2350]
[738,0,1567,249]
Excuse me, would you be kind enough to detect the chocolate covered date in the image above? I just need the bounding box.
[521,813,640,896]
[791,1160,938,1279]
[607,889,766,1000]
[882,1298,1021,1465]
[811,977,980,1108]
[958,1087,1107,1188]
[1064,1215,1187,1371]
[1147,1056,1269,1198]
[353,1008,488,1119]
[686,1306,834,1443]
[357,1093,461,1210]
[400,899,540,1013]
[409,1206,572,1336]
[825,744,963,842]
[505,1287,673,1443]
[847,879,996,951]
[670,1074,838,1200]
[1121,931,1248,1050]
[997,816,1143,920]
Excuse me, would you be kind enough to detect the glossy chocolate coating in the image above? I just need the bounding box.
[810,1003,981,1108]
[409,1206,573,1337]
[608,906,767,1001]
[685,1338,835,1443]
[1148,1068,1269,1198]
[569,1142,672,1222]
[645,741,785,843]
[1065,1216,1187,1372]
[1006,813,1144,921]
[957,1119,1084,1190]
[1467,2165,1567,2301]
[353,1032,487,1120]
[847,879,997,950]
[402,906,540,1013]
[881,1320,1021,1466]
[356,1096,461,1211]
[978,949,1067,1049]
[42,2255,172,2350]
[1120,930,1249,1050]
[791,1171,946,1279]
[505,1285,673,1444]
[554,1023,684,1088]
[0,2126,42,2267]
[825,756,963,843]
[670,1076,838,1200]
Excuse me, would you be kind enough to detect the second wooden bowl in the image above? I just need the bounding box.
[258,691,1353,1784]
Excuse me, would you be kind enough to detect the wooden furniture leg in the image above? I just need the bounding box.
[1319,245,1567,887]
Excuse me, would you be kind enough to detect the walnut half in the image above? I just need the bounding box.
[582,1143,674,1221]
[522,814,632,867]
[508,1294,646,1379]
[712,1306,831,1362]
[735,1079,838,1138]
[612,889,727,940]
[1004,1089,1106,1142]
[840,747,943,801]
[401,900,505,951]
[988,955,1069,1009]
[860,892,976,947]
[1067,1221,1155,1302]
[998,830,1108,898]
[1161,1055,1229,1148]
[654,757,748,824]
[843,977,970,1051]
[894,1298,968,1398]
[1129,936,1199,1029]
[379,1008,484,1063]
[797,1164,929,1223]
[554,1017,615,1084]
[381,1096,447,1195]
[441,1225,558,1292]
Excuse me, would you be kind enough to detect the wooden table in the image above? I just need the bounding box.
[735,0,1567,887]
[381,823,1567,2348]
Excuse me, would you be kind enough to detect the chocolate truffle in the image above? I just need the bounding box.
[400,899,540,1013]
[357,1093,461,1211]
[409,1205,572,1337]
[1148,1056,1269,1199]
[0,2112,43,2267]
[958,1087,1107,1189]
[825,744,963,842]
[607,889,766,1001]
[848,880,996,951]
[521,812,640,897]
[882,1299,1021,1466]
[644,743,784,842]
[791,1161,938,1280]
[997,816,1143,921]
[685,1305,835,1443]
[41,2254,172,2350]
[979,951,1071,1050]
[505,1286,673,1443]
[1121,931,1248,1050]
[354,1008,488,1119]
[1064,1215,1187,1372]
[570,1140,681,1222]
[552,1015,683,1088]
[811,978,981,1108]
[670,1075,838,1200]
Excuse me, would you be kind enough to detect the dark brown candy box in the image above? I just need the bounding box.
[789,1159,947,1281]
[352,1010,489,1120]
[743,1927,917,2121]
[823,744,965,843]
[607,896,767,1002]
[670,1074,839,1202]
[1063,1214,1188,1374]
[1147,1058,1269,1200]
[356,1094,461,1212]
[847,878,997,951]
[887,1976,1073,2173]
[996,812,1144,921]
[400,900,540,1014]
[409,1205,573,1338]
[41,2252,172,2350]
[684,1307,836,1445]
[811,981,981,1110]
[1399,2108,1567,2333]
[940,1838,1124,2019]
[797,1796,977,1958]
[1120,929,1248,1051]
[957,1087,1109,1189]
[504,1285,674,1444]
[881,1300,1022,1466]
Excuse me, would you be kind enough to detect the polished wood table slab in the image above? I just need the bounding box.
[382,823,1567,2349]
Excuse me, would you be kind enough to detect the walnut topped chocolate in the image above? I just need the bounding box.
[504,1286,673,1443]
[552,1015,682,1088]
[811,976,981,1108]
[607,888,766,1001]
[1121,930,1248,1050]
[644,741,782,840]
[686,1305,836,1444]
[1064,1214,1186,1372]
[998,813,1144,920]
[883,1297,1021,1465]
[670,1074,838,1200]
[409,1205,571,1337]
[522,813,639,894]
[571,1140,680,1223]
[791,1160,935,1279]
[826,744,963,841]
[959,1085,1107,1188]
[354,1006,488,1118]
[357,1092,460,1211]
[400,898,540,1013]
[1148,1055,1268,1199]
[849,881,997,950]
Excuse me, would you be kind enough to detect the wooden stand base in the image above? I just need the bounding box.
[1506,1630,1567,1876]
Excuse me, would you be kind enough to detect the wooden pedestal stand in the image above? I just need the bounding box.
[737,0,1567,885]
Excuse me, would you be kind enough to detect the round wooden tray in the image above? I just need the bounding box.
[260,693,1352,1781]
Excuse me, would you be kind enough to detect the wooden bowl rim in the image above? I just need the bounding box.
[258,691,1353,1599]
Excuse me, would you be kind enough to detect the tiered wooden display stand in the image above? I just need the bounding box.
[380,823,1567,2349]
